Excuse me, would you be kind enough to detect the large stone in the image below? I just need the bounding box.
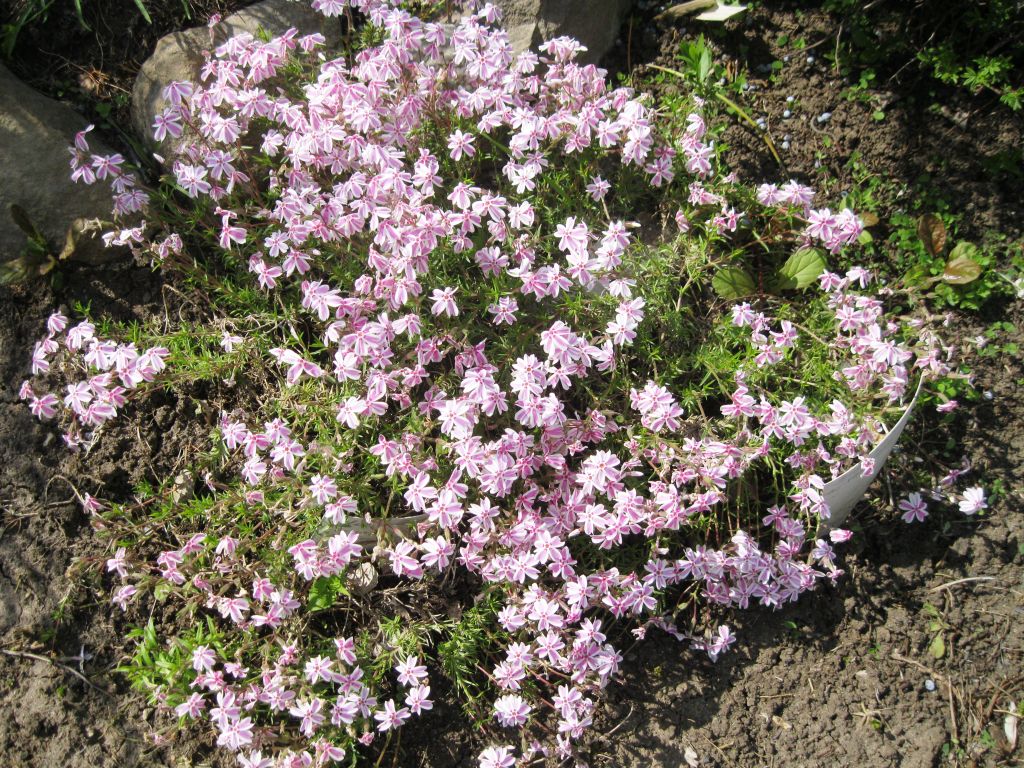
[0,65,118,265]
[494,0,634,64]
[131,0,341,157]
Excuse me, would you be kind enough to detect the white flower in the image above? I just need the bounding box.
[958,486,987,515]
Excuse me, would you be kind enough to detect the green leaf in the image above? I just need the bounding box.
[698,45,712,84]
[712,266,755,299]
[776,247,827,290]
[9,204,43,240]
[905,262,933,287]
[307,578,335,611]
[949,239,979,260]
[133,0,153,24]
[917,213,947,256]
[928,633,946,659]
[72,0,92,31]
[0,252,55,285]
[153,581,173,602]
[307,575,348,612]
[941,242,983,285]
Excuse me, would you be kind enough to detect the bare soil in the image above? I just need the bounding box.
[1,2,1022,767]
[1,262,183,767]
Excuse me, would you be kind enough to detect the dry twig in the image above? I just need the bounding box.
[0,647,109,696]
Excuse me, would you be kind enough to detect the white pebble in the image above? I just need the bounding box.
[786,95,795,103]
[925,679,936,692]
[783,109,792,118]
[806,55,815,64]
[781,141,790,150]
[817,112,832,124]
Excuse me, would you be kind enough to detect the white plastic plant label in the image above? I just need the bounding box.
[657,1,748,22]
[821,378,924,528]
[696,3,748,22]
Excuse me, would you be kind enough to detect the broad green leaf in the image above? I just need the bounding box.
[949,241,980,260]
[917,213,946,256]
[712,266,755,299]
[308,577,336,611]
[308,575,348,612]
[698,46,712,84]
[942,242,982,285]
[776,247,827,290]
[928,633,946,659]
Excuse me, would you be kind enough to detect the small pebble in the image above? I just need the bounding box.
[783,109,792,118]
[781,141,790,150]
[806,55,815,64]
[786,95,795,103]
[816,111,832,124]
[925,679,936,692]
[783,55,790,63]
[984,391,994,400]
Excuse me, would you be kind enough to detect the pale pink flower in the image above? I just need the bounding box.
[959,487,987,515]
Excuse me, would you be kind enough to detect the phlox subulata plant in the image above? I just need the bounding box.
[18,1,976,766]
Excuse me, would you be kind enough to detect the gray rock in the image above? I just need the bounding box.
[0,65,118,265]
[494,0,634,64]
[131,0,341,157]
